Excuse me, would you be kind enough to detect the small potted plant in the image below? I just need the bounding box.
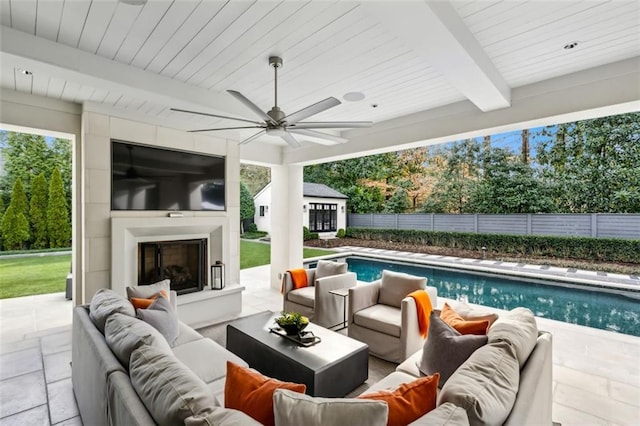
[275,311,309,336]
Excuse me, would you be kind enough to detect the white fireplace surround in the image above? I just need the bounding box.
[111,217,226,296]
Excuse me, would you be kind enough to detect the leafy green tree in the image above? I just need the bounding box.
[0,204,30,250]
[240,182,255,233]
[240,164,271,195]
[537,112,640,212]
[385,188,410,213]
[30,172,49,248]
[47,168,71,248]
[423,140,480,213]
[470,148,553,213]
[0,132,49,199]
[50,138,72,210]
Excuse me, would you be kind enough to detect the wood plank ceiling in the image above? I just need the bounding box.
[0,0,638,146]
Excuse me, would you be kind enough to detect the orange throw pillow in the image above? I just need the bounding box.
[440,303,489,335]
[130,290,168,310]
[224,361,306,426]
[358,374,439,426]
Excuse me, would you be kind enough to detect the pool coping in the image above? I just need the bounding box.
[304,246,640,293]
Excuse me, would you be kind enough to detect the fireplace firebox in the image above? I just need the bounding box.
[138,239,207,295]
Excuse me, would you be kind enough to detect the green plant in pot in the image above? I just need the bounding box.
[275,311,309,336]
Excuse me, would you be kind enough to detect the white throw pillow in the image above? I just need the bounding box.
[136,294,179,345]
[378,270,426,308]
[89,288,135,333]
[272,389,388,426]
[488,307,538,368]
[126,279,171,301]
[315,260,348,280]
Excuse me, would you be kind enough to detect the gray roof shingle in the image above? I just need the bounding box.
[303,182,348,199]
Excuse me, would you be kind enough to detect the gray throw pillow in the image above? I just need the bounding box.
[126,279,171,301]
[130,345,216,426]
[488,307,538,368]
[418,312,487,387]
[136,294,180,345]
[378,270,426,308]
[438,340,520,425]
[104,313,172,368]
[272,389,388,426]
[89,288,135,333]
[315,260,348,280]
[410,402,470,425]
[184,407,262,426]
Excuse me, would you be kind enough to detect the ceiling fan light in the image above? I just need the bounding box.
[266,127,286,137]
[343,92,365,102]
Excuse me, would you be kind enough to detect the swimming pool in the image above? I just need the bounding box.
[344,256,640,337]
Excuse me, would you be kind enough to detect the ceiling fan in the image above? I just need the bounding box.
[171,56,372,148]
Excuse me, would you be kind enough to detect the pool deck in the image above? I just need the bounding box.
[1,260,639,425]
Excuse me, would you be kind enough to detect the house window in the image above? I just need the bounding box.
[259,206,266,216]
[309,203,337,232]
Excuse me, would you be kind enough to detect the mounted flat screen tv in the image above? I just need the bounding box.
[111,140,225,211]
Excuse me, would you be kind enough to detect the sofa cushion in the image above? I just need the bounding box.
[488,307,538,368]
[418,313,487,387]
[104,313,172,369]
[225,361,306,426]
[315,260,348,280]
[438,340,520,426]
[353,304,401,337]
[172,321,204,347]
[449,303,499,328]
[286,286,315,308]
[184,407,262,426]
[136,294,179,345]
[129,345,216,426]
[173,339,248,384]
[89,289,135,333]
[408,402,470,425]
[358,374,439,426]
[273,388,388,426]
[440,303,489,335]
[379,270,426,308]
[126,280,171,301]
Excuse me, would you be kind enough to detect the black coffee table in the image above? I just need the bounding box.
[226,311,368,397]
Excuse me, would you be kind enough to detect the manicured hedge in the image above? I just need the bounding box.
[345,228,640,263]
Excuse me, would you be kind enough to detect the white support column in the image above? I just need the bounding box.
[270,164,304,290]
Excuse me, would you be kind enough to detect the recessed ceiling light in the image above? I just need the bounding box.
[119,0,147,5]
[343,92,365,102]
[563,41,580,50]
[18,68,32,76]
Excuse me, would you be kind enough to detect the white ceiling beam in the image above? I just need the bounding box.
[283,57,640,166]
[361,1,511,112]
[0,26,247,118]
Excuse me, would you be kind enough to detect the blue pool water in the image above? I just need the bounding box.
[345,257,640,337]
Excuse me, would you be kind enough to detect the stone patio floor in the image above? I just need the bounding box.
[1,259,639,425]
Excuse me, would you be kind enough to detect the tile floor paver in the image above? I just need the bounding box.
[47,378,79,425]
[0,404,49,426]
[0,347,42,380]
[0,370,47,418]
[43,351,72,383]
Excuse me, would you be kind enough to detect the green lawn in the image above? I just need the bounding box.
[0,254,71,299]
[240,240,336,269]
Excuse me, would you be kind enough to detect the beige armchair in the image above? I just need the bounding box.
[282,260,357,328]
[348,270,438,363]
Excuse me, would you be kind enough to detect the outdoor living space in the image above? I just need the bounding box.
[1,1,639,425]
[1,260,639,425]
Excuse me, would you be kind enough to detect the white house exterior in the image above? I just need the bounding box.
[254,182,348,237]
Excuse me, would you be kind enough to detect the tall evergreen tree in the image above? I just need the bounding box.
[30,172,49,248]
[239,182,255,233]
[10,178,29,223]
[47,168,71,248]
[1,205,30,250]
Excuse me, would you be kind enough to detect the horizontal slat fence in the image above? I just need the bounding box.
[347,213,640,240]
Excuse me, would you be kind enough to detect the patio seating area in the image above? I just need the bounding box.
[1,263,638,425]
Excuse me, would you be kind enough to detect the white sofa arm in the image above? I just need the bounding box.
[400,296,426,361]
[314,272,357,327]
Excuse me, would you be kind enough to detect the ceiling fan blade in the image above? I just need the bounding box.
[189,126,265,133]
[288,129,348,145]
[289,121,373,129]
[171,108,262,125]
[280,132,301,148]
[227,90,277,125]
[282,97,341,124]
[239,130,266,146]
